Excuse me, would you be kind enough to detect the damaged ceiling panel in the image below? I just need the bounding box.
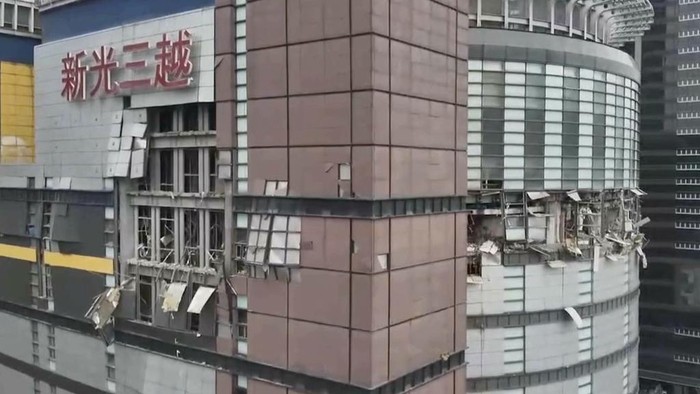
[566,190,582,202]
[527,191,550,200]
[161,282,188,313]
[187,286,216,314]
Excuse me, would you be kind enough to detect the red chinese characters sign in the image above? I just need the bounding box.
[60,29,194,102]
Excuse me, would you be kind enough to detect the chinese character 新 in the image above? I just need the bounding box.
[89,45,119,96]
[154,29,194,89]
[61,51,87,102]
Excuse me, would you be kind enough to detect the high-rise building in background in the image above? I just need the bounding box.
[638,1,700,393]
[464,1,652,394]
[0,0,470,393]
[0,1,661,394]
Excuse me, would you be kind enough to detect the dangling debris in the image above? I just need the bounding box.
[566,190,582,202]
[161,282,188,312]
[636,246,648,269]
[479,240,499,255]
[527,191,550,200]
[564,307,584,328]
[85,287,121,330]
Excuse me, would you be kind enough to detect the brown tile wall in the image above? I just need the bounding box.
[232,0,469,392]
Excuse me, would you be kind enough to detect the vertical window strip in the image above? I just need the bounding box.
[235,0,248,194]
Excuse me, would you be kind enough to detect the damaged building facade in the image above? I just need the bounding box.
[0,0,471,393]
[464,1,652,393]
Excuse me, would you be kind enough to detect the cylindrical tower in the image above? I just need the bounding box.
[464,1,653,393]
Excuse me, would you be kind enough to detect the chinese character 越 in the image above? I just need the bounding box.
[154,29,194,88]
[61,51,87,101]
[89,45,119,96]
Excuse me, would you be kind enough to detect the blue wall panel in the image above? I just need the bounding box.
[41,0,214,42]
[0,34,39,64]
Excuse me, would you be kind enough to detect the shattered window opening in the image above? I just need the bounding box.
[243,214,301,266]
[138,276,153,323]
[159,207,175,264]
[137,206,152,260]
[183,149,200,193]
[208,211,224,268]
[183,209,200,266]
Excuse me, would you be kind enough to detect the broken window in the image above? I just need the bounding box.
[138,276,153,323]
[244,215,301,266]
[208,211,224,268]
[264,180,288,196]
[159,208,175,264]
[183,149,200,193]
[183,209,200,266]
[137,207,152,260]
[159,150,174,192]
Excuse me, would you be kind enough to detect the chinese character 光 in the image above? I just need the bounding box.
[154,29,194,89]
[61,51,87,101]
[89,46,119,96]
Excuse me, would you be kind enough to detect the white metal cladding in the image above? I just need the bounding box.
[467,60,640,191]
[26,8,214,191]
[468,0,653,47]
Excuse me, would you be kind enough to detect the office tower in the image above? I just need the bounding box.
[464,1,652,393]
[638,1,700,393]
[0,0,469,393]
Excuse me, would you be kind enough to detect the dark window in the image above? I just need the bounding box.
[3,4,13,28]
[208,103,216,130]
[16,6,29,31]
[158,107,174,132]
[33,9,40,31]
[183,149,199,193]
[189,284,200,331]
[138,276,153,323]
[159,150,174,192]
[209,148,217,193]
[237,309,248,338]
[183,104,199,131]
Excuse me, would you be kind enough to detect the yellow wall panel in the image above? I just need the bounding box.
[0,61,35,164]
